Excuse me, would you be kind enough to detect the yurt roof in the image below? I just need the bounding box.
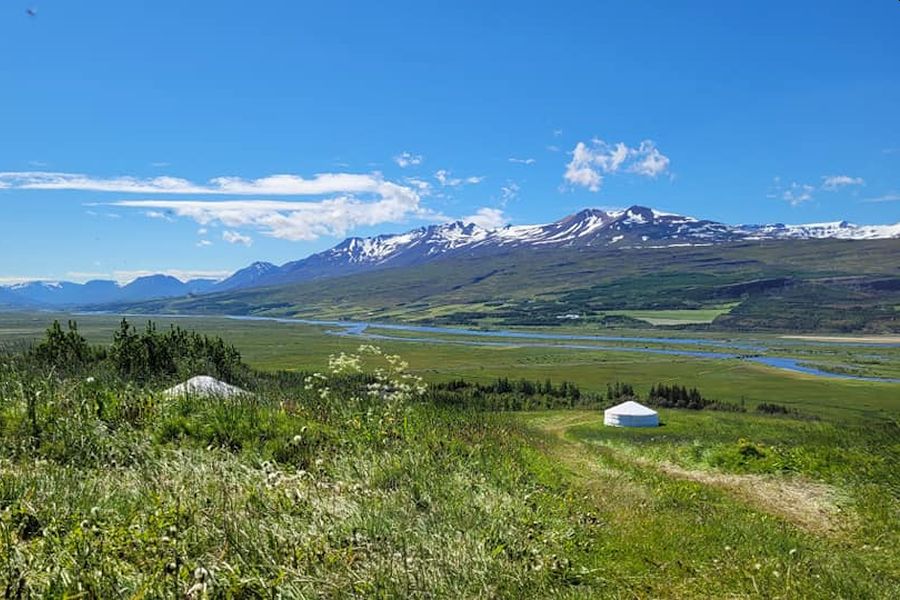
[604,400,657,416]
[163,375,249,398]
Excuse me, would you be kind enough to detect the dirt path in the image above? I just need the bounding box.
[525,412,850,536]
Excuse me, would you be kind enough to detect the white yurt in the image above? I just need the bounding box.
[604,400,659,428]
[163,375,250,399]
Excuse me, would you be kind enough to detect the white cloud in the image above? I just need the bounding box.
[629,140,670,177]
[197,227,208,235]
[222,230,253,246]
[509,157,536,165]
[563,139,671,192]
[821,175,864,191]
[196,239,213,247]
[462,207,507,229]
[1,170,431,242]
[772,174,866,206]
[394,152,423,168]
[564,142,605,191]
[113,196,429,242]
[0,170,416,198]
[434,169,485,187]
[782,182,815,206]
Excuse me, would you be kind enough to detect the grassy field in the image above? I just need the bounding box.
[600,303,739,325]
[2,312,899,420]
[0,312,898,596]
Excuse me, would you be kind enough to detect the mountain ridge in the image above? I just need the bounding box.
[2,205,899,308]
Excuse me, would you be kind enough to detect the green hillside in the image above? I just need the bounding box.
[125,239,900,333]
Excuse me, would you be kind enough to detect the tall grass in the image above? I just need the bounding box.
[0,343,897,597]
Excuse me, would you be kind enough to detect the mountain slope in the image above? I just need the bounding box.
[122,237,900,333]
[219,206,900,290]
[3,205,899,310]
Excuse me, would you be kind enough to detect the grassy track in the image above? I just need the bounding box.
[518,411,899,597]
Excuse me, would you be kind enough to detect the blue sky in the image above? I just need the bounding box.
[1,0,898,283]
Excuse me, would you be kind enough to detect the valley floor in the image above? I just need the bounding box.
[0,312,897,596]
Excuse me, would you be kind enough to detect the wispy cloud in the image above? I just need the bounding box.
[462,207,507,229]
[144,210,173,221]
[403,177,432,193]
[821,175,864,191]
[113,196,430,242]
[499,181,520,206]
[222,230,253,246]
[509,157,536,165]
[771,174,866,206]
[563,138,670,192]
[1,170,433,242]
[394,152,423,168]
[196,239,213,247]
[434,169,485,187]
[85,210,122,219]
[781,182,816,206]
[0,170,418,197]
[862,192,900,203]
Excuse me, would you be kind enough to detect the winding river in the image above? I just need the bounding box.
[223,315,900,384]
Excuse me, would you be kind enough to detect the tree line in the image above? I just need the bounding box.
[28,319,247,385]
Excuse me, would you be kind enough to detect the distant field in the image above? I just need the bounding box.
[2,312,898,421]
[602,303,739,325]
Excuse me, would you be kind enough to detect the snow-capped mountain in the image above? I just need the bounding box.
[2,206,898,308]
[234,206,900,290]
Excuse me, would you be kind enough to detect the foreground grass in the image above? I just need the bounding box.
[0,317,898,596]
[0,374,897,596]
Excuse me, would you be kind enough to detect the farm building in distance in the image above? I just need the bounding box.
[604,400,659,428]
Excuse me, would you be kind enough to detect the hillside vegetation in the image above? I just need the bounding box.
[122,239,900,333]
[0,321,897,597]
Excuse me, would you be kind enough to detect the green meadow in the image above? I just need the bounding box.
[0,312,897,597]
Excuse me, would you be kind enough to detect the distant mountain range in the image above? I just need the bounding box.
[0,275,218,309]
[2,205,899,309]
